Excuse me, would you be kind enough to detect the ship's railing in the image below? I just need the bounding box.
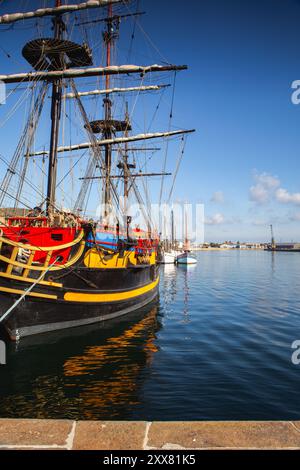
[0,230,85,284]
[5,216,49,227]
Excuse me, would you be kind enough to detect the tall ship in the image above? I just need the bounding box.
[0,0,194,340]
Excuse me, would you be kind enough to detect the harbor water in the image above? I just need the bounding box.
[0,250,300,420]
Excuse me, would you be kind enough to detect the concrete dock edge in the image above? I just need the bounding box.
[0,420,300,450]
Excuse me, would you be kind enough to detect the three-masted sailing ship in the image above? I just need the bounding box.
[0,0,194,340]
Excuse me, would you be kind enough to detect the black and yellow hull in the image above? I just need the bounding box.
[0,228,160,341]
[0,265,159,340]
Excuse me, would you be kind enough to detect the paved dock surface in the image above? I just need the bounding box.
[0,420,300,450]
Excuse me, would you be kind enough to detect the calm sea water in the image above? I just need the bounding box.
[1,250,300,420]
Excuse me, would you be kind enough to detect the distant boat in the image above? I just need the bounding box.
[160,251,176,264]
[175,210,197,265]
[161,249,184,264]
[176,252,197,265]
[158,210,184,264]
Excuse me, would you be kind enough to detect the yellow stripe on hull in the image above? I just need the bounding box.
[64,276,159,303]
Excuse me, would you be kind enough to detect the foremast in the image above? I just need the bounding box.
[46,0,64,215]
[103,3,114,219]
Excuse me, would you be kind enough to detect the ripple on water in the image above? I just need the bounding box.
[1,251,300,420]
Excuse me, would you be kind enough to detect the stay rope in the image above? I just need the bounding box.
[0,257,59,325]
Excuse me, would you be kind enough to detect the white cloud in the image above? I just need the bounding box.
[205,213,225,225]
[210,191,224,204]
[249,171,280,204]
[249,185,269,204]
[276,188,300,205]
[254,172,280,189]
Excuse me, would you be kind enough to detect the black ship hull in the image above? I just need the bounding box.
[2,289,159,340]
[0,264,160,340]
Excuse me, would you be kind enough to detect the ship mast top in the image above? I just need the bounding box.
[0,0,195,227]
[103,2,114,219]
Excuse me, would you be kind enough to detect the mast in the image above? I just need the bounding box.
[184,209,189,251]
[185,210,188,247]
[171,209,175,247]
[46,0,64,214]
[103,3,114,219]
[123,104,130,213]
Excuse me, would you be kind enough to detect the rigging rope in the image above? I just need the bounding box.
[69,80,122,219]
[167,136,187,204]
[14,83,48,209]
[0,80,48,207]
[159,71,177,209]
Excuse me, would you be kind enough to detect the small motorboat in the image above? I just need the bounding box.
[176,251,197,265]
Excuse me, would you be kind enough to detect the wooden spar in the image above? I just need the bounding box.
[54,148,161,158]
[63,85,170,99]
[0,1,125,24]
[76,11,146,26]
[28,129,196,156]
[0,65,187,84]
[79,173,172,180]
[111,148,161,152]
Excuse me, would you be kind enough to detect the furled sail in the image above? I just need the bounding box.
[63,85,170,99]
[29,130,196,156]
[0,1,125,24]
[0,65,187,84]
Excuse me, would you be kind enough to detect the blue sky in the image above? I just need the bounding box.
[148,0,300,242]
[1,0,300,242]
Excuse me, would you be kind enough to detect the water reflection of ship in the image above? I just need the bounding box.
[182,267,191,323]
[162,263,192,324]
[162,263,178,305]
[0,302,161,420]
[178,264,196,323]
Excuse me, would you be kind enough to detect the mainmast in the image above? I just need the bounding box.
[103,3,114,219]
[46,0,64,214]
[123,104,131,211]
